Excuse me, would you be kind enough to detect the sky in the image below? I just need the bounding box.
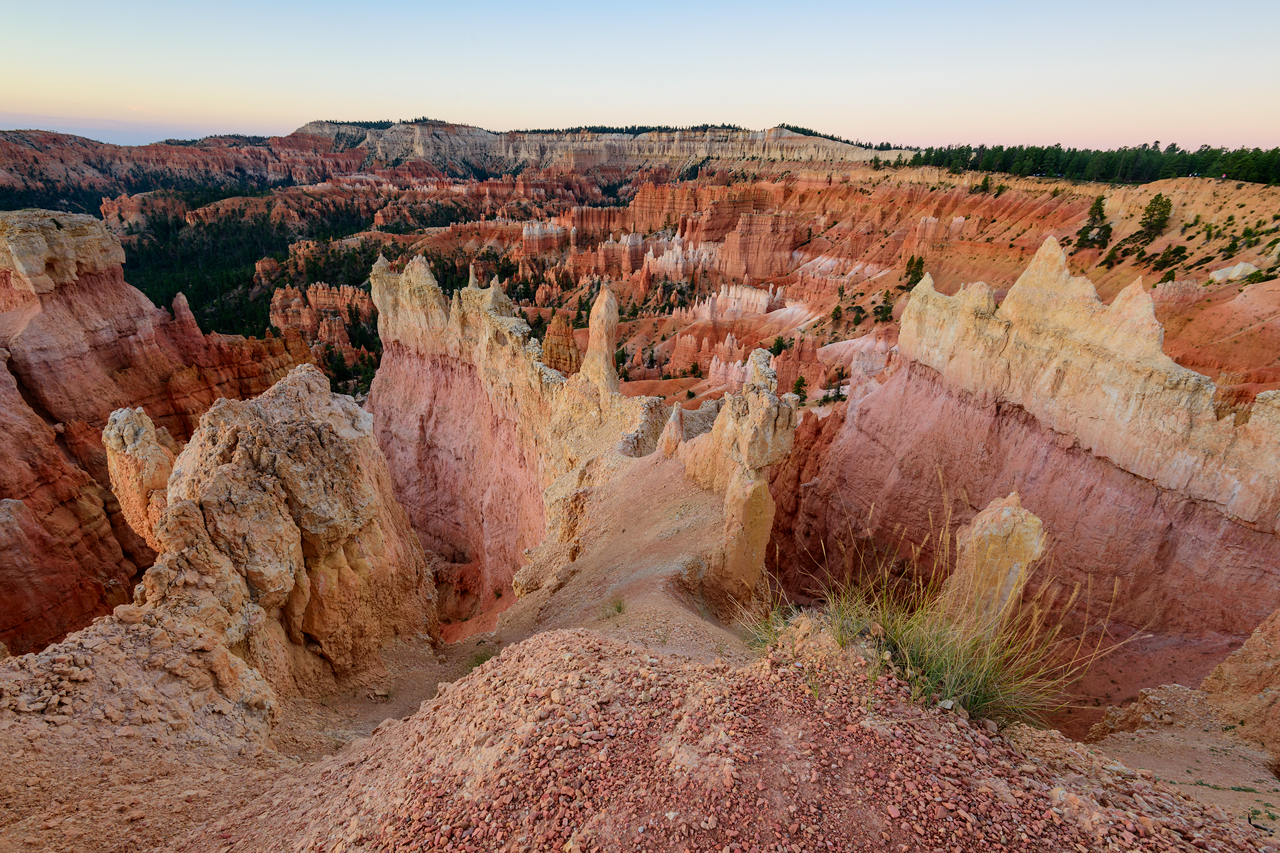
[2,0,1277,150]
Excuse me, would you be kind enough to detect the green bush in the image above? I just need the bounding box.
[1139,193,1173,240]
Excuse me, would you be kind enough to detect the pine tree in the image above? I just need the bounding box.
[1075,195,1112,250]
[792,375,807,404]
[1139,193,1173,240]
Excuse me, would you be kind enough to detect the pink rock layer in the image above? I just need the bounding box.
[368,258,664,625]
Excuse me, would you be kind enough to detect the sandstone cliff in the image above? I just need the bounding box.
[0,129,366,195]
[368,258,665,623]
[1,124,901,205]
[769,238,1280,690]
[0,211,312,653]
[298,121,901,179]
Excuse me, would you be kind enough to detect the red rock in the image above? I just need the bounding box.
[0,211,312,652]
[540,313,581,376]
[100,191,189,238]
[770,337,825,395]
[269,282,374,364]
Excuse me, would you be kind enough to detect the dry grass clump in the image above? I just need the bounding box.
[747,494,1124,725]
[741,598,797,651]
[829,568,1118,724]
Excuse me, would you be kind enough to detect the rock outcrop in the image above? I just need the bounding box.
[106,365,437,695]
[0,365,435,772]
[900,239,1280,525]
[100,191,190,237]
[771,336,826,397]
[0,211,313,654]
[769,238,1280,691]
[540,312,581,376]
[368,257,665,622]
[669,350,797,615]
[102,408,176,553]
[1202,608,1280,752]
[940,493,1046,637]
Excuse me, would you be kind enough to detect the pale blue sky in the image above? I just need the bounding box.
[2,0,1276,149]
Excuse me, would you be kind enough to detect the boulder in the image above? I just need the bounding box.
[108,364,437,696]
[0,211,312,653]
[1209,261,1259,283]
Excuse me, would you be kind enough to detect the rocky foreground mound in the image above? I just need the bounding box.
[161,626,1269,853]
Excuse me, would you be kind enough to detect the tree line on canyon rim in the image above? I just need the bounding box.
[904,141,1280,185]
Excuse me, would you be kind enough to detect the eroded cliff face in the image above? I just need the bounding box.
[666,350,798,615]
[0,365,435,776]
[0,211,313,653]
[368,258,666,623]
[0,129,366,194]
[106,366,437,696]
[770,238,1280,678]
[298,122,901,178]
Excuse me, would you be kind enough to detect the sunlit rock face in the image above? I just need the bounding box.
[367,257,665,622]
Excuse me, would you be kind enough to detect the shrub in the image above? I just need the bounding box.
[767,500,1122,725]
[897,530,1119,721]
